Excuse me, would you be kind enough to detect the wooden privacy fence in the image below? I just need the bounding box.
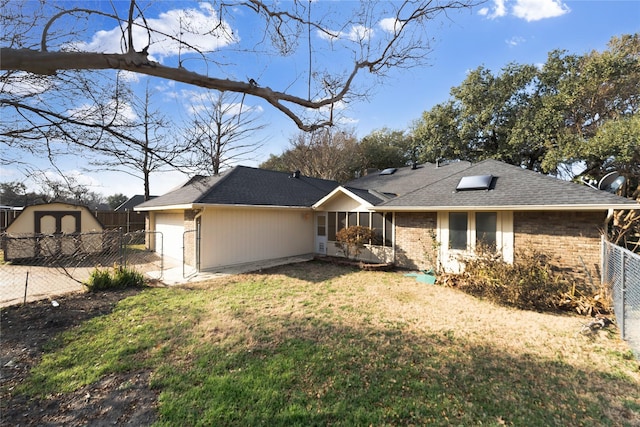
[95,211,146,231]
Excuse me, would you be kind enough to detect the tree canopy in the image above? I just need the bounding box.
[412,33,639,198]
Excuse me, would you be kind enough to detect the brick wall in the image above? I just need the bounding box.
[513,211,606,283]
[394,212,437,270]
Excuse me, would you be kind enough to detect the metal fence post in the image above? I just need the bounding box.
[620,252,626,339]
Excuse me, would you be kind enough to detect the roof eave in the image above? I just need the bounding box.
[135,203,196,211]
[135,203,313,211]
[373,204,639,212]
[313,186,375,209]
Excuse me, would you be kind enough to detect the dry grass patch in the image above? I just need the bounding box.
[9,261,640,426]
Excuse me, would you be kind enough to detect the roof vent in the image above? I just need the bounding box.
[379,168,397,176]
[456,174,493,191]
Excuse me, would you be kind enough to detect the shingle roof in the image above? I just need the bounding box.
[115,195,157,212]
[136,166,339,209]
[381,159,639,210]
[345,161,472,197]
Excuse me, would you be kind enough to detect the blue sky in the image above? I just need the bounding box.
[2,0,639,198]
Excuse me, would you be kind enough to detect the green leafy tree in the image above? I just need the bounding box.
[359,128,414,171]
[107,193,129,210]
[412,33,640,182]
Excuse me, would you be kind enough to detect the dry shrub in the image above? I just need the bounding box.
[442,247,612,314]
[335,226,374,260]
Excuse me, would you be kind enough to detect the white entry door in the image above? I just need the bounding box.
[315,213,327,255]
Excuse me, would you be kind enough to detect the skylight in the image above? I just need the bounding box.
[379,168,397,175]
[456,174,493,191]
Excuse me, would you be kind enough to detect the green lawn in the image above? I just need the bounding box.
[16,261,640,426]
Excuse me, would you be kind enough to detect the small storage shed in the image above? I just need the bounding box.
[3,202,105,261]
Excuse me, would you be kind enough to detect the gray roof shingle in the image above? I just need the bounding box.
[345,161,472,197]
[381,159,638,209]
[136,166,339,209]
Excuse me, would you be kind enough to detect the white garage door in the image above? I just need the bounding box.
[155,213,184,262]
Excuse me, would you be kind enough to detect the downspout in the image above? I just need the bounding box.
[604,208,615,243]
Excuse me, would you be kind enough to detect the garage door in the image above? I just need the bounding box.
[155,213,184,262]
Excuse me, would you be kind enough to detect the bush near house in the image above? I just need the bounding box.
[84,265,145,292]
[335,225,374,260]
[441,248,612,315]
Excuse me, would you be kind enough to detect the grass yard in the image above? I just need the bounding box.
[8,261,640,426]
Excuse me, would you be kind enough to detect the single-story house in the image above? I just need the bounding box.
[3,202,105,260]
[135,167,338,270]
[136,160,639,282]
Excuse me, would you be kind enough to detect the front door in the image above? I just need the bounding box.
[315,213,327,255]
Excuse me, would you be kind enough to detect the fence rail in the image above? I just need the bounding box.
[602,237,640,358]
[0,230,166,307]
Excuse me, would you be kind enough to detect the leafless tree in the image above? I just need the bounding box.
[181,91,266,176]
[262,128,360,182]
[1,0,479,132]
[86,81,186,200]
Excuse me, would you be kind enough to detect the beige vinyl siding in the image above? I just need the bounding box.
[199,208,314,270]
[155,212,185,262]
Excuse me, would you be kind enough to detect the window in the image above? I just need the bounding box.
[325,211,393,247]
[317,215,326,237]
[359,212,370,228]
[384,212,393,247]
[328,213,336,241]
[372,212,383,245]
[449,212,468,250]
[348,212,357,228]
[337,212,347,233]
[476,212,497,250]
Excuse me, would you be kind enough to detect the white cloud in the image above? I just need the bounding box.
[318,24,374,42]
[67,99,138,125]
[379,17,405,33]
[1,72,53,96]
[69,3,238,61]
[506,36,525,46]
[513,0,570,21]
[478,0,507,19]
[479,0,569,21]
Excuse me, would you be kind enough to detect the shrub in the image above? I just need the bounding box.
[443,247,612,314]
[85,265,145,292]
[335,225,374,260]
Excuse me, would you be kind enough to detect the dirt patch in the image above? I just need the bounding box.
[1,289,157,426]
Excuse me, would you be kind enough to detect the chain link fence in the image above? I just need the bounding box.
[0,230,167,307]
[602,237,640,358]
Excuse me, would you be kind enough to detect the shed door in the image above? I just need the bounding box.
[155,213,184,262]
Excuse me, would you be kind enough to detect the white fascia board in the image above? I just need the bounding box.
[135,203,311,211]
[195,203,311,210]
[372,204,639,212]
[312,186,374,209]
[134,204,195,212]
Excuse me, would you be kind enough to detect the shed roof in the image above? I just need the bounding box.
[380,159,639,211]
[136,166,339,210]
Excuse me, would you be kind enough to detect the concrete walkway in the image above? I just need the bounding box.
[147,254,315,285]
